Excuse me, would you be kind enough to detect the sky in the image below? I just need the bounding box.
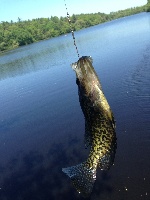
[0,0,147,22]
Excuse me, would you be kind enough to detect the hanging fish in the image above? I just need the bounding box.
[62,56,117,197]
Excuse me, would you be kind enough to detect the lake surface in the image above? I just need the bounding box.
[0,12,150,200]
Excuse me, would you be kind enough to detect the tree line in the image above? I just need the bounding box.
[0,2,149,53]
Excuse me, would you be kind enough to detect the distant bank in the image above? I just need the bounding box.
[0,3,149,54]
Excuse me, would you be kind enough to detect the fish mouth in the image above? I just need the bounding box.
[71,56,93,71]
[71,62,77,71]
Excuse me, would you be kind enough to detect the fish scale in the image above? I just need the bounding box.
[62,56,117,197]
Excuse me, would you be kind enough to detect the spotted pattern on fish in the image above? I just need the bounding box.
[62,56,117,197]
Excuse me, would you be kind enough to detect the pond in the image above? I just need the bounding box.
[0,12,150,200]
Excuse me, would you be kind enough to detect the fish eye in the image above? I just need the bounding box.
[71,62,77,70]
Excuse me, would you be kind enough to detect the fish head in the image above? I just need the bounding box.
[71,56,94,81]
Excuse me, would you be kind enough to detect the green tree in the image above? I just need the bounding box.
[16,30,34,46]
[0,2,148,53]
[71,14,77,23]
[147,0,150,11]
[74,19,86,30]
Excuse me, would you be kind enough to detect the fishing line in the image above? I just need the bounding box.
[64,0,80,58]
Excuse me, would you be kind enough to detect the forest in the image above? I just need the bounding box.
[0,1,149,53]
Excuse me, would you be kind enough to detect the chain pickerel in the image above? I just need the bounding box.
[62,56,117,197]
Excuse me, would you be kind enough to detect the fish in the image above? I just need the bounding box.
[62,56,117,197]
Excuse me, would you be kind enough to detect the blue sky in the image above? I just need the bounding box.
[0,0,147,22]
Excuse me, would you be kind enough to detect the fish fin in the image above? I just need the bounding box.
[99,153,114,170]
[84,120,92,148]
[98,136,117,170]
[62,162,96,197]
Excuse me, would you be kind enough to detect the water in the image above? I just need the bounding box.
[0,13,150,200]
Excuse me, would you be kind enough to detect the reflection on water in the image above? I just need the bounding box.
[0,36,73,80]
[0,143,78,200]
[125,43,150,128]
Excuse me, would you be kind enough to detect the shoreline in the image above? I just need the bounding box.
[0,9,149,55]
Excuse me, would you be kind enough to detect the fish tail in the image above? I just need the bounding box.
[62,162,96,197]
